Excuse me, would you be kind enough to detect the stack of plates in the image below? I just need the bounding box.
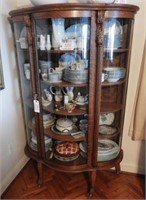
[79,139,120,161]
[43,117,56,129]
[98,139,120,161]
[32,114,56,129]
[30,131,52,152]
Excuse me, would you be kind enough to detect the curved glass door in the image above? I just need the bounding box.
[33,11,93,167]
[97,17,133,163]
[13,21,37,153]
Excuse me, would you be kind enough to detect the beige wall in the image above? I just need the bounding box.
[0,0,145,195]
[121,0,145,174]
[0,0,29,195]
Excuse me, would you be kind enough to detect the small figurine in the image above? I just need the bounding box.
[54,104,59,111]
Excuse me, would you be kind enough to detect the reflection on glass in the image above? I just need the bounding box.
[14,22,36,152]
[100,18,132,161]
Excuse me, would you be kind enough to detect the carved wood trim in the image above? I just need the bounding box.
[96,11,105,46]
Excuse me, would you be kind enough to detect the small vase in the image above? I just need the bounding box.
[46,34,51,50]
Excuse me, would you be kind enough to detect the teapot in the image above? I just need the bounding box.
[62,87,74,101]
[44,89,53,102]
[50,86,63,102]
[75,92,85,104]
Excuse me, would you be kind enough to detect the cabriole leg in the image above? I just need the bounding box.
[115,164,121,175]
[89,170,96,197]
[37,162,43,187]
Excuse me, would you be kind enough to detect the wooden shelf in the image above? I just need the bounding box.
[98,132,119,140]
[101,79,125,87]
[43,102,87,116]
[100,103,123,113]
[44,127,85,142]
[41,80,88,87]
[46,153,87,167]
[28,120,86,142]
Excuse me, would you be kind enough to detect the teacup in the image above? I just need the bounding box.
[48,68,61,82]
[54,67,63,79]
[79,119,88,131]
[41,68,48,81]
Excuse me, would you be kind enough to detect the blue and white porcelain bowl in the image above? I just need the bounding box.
[103,67,126,82]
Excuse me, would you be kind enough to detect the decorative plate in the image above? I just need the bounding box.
[99,125,117,135]
[29,141,51,152]
[99,113,115,125]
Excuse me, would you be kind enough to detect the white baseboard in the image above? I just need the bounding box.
[121,163,145,175]
[0,155,29,195]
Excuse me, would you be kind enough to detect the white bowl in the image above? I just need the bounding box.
[30,0,67,6]
[56,118,73,132]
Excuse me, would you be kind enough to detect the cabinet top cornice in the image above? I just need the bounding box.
[9,3,139,17]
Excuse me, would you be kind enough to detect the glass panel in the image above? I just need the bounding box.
[13,22,37,152]
[34,17,91,165]
[98,18,132,162]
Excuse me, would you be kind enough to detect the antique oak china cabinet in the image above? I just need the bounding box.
[9,3,138,195]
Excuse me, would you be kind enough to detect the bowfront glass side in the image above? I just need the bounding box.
[34,15,91,166]
[98,17,132,162]
[13,22,37,152]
